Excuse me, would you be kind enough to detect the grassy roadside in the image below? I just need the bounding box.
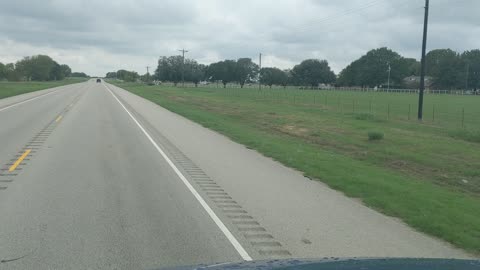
[113,82,480,254]
[0,77,88,99]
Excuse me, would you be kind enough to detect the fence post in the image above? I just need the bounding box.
[432,105,435,122]
[387,104,390,120]
[462,108,465,128]
[408,104,411,120]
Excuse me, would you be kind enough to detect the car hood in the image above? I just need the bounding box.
[158,258,480,270]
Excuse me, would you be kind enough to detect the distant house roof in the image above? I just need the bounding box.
[403,75,433,88]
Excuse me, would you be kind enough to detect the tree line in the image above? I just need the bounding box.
[106,47,480,90]
[0,55,88,81]
[143,56,335,89]
[338,48,480,90]
[105,70,140,82]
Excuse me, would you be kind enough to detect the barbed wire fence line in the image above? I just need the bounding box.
[158,81,479,95]
[143,81,479,134]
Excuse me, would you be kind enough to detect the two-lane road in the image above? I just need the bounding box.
[0,81,242,269]
[0,80,472,269]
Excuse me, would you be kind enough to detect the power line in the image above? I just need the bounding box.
[257,0,418,41]
[261,0,387,37]
[302,0,385,25]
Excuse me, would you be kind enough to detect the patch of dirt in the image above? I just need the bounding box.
[279,124,310,137]
[168,95,187,102]
[390,160,408,168]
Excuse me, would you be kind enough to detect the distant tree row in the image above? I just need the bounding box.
[337,47,480,89]
[70,72,89,78]
[149,55,336,89]
[105,70,139,82]
[155,56,206,86]
[337,48,418,88]
[0,55,87,81]
[425,49,480,89]
[107,47,480,90]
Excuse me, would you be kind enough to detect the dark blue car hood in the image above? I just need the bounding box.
[159,258,480,270]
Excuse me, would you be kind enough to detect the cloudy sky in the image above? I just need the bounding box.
[0,0,478,76]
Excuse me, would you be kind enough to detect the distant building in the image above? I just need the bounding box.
[403,76,433,89]
[318,83,332,89]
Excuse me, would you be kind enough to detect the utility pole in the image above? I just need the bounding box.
[258,53,262,91]
[387,62,391,91]
[418,0,429,120]
[178,49,189,87]
[146,66,150,81]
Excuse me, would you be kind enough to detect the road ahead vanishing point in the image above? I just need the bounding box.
[0,80,471,269]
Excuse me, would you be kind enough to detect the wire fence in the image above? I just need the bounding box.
[151,82,480,133]
[159,81,480,96]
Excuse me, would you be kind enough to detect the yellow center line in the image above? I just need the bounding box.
[9,149,31,172]
[55,115,63,122]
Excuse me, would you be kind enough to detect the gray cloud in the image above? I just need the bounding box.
[0,0,478,76]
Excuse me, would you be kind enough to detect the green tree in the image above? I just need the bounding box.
[155,56,183,85]
[0,62,5,80]
[281,69,293,88]
[426,49,464,89]
[403,58,420,76]
[235,58,259,88]
[16,55,56,81]
[260,67,288,88]
[155,56,206,86]
[71,72,89,78]
[206,60,237,87]
[461,49,480,90]
[1,55,71,81]
[105,72,117,78]
[291,59,336,88]
[4,63,21,81]
[60,64,72,77]
[338,48,413,87]
[185,61,206,87]
[116,69,139,82]
[49,61,66,80]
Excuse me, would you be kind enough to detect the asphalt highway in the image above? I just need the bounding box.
[0,80,472,269]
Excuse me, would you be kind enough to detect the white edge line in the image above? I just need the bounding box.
[0,90,59,113]
[103,84,253,261]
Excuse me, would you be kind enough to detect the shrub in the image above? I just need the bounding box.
[449,129,480,143]
[368,131,384,141]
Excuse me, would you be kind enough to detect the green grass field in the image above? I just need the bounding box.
[113,81,480,254]
[0,77,88,100]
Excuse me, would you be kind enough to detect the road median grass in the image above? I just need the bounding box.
[0,77,88,100]
[113,82,480,255]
